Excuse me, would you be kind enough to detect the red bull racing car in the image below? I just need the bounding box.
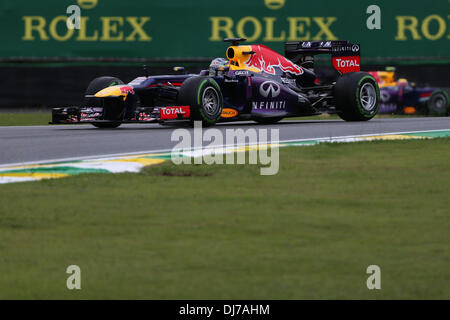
[369,68,450,116]
[51,38,380,128]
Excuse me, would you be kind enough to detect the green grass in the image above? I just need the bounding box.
[0,139,449,299]
[0,112,51,126]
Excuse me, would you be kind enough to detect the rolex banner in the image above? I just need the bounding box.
[0,0,449,63]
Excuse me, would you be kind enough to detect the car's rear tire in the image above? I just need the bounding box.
[334,72,380,121]
[85,76,124,128]
[427,90,449,116]
[177,77,223,126]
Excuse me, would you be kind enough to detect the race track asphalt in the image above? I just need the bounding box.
[0,117,450,166]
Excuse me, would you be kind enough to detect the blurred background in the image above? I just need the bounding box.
[0,0,448,108]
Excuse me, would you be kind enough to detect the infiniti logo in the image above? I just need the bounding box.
[380,90,390,102]
[259,81,281,98]
[352,44,360,52]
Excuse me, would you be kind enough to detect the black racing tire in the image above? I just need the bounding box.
[177,77,223,126]
[91,122,122,129]
[84,76,124,108]
[334,72,380,121]
[427,90,449,117]
[84,76,124,128]
[254,117,283,124]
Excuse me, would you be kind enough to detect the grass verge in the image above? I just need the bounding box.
[0,112,51,126]
[0,139,449,299]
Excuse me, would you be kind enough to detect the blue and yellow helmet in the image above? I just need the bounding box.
[209,58,229,72]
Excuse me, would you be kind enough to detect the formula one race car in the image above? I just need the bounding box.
[369,68,449,116]
[51,38,380,128]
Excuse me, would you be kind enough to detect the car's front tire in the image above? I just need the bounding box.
[177,77,223,126]
[91,122,122,129]
[85,76,124,129]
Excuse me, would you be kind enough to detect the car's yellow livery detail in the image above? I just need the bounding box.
[226,45,261,73]
[95,85,127,98]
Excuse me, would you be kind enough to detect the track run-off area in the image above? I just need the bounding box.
[0,117,449,183]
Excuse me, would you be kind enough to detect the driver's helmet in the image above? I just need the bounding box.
[209,58,229,76]
[379,71,395,85]
[397,78,409,87]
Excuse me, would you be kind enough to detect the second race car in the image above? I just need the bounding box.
[51,38,380,128]
[369,67,450,116]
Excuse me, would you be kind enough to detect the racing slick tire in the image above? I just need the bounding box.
[91,122,122,129]
[427,90,449,117]
[85,76,124,129]
[177,77,223,126]
[334,72,380,121]
[254,117,284,124]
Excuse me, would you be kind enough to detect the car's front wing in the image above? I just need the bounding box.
[49,106,191,125]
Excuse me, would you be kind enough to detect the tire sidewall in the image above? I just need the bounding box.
[84,76,124,109]
[334,72,380,121]
[427,90,450,116]
[196,78,223,123]
[355,75,380,119]
[178,77,223,125]
[85,76,124,96]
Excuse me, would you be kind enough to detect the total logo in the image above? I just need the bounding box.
[332,56,360,73]
[334,58,360,68]
[160,106,190,119]
[259,81,281,98]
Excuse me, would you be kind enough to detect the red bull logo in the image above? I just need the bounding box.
[244,45,304,76]
[120,86,135,95]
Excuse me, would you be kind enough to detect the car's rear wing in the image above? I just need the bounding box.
[284,41,361,74]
